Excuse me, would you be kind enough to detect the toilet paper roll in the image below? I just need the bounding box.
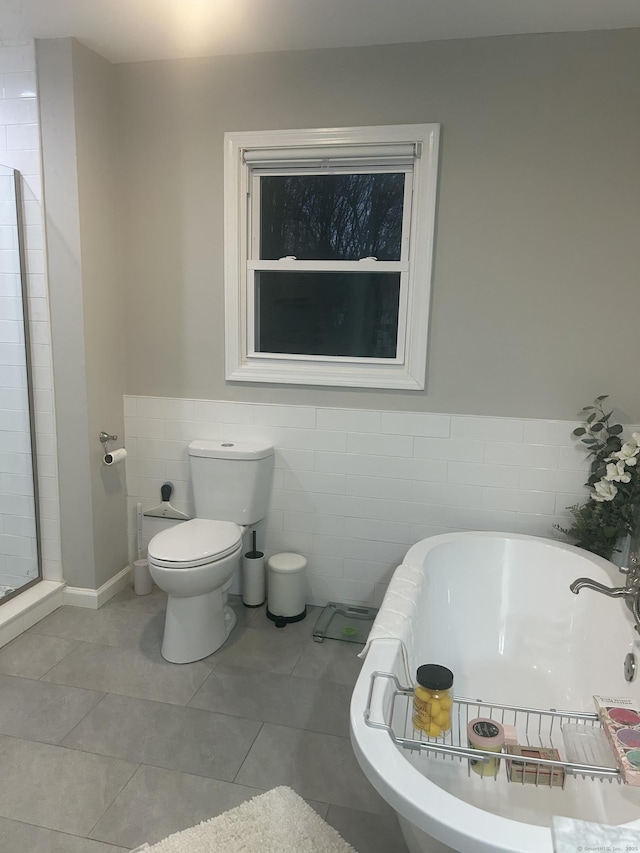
[103,448,127,466]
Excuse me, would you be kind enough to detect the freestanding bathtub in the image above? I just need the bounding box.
[350,532,640,853]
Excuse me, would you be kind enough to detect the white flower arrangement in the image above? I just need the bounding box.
[557,397,640,559]
[591,435,640,499]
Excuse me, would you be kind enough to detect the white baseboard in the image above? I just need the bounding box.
[63,564,132,609]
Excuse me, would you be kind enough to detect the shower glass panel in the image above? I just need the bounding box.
[0,164,41,601]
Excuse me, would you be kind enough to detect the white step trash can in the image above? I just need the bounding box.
[266,552,307,628]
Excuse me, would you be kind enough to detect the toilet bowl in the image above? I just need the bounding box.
[147,438,274,664]
[148,518,243,663]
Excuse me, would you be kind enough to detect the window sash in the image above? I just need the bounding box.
[246,268,408,364]
[249,166,413,264]
[245,165,413,366]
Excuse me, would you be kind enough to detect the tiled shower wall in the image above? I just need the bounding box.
[0,41,61,588]
[124,396,603,607]
[0,163,37,589]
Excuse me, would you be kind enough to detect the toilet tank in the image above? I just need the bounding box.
[188,439,274,525]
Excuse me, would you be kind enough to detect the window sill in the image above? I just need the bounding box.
[226,358,424,390]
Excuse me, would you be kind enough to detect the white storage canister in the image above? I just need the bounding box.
[266,552,307,628]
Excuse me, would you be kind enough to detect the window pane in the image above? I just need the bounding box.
[255,272,400,358]
[260,173,405,261]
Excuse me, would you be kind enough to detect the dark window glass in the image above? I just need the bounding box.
[260,173,405,261]
[255,272,400,358]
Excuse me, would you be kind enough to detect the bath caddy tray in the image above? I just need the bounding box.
[364,671,622,788]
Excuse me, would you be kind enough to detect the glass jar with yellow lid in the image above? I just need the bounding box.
[412,664,454,737]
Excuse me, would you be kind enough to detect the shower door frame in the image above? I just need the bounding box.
[0,167,43,603]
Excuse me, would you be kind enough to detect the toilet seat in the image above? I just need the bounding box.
[148,518,242,569]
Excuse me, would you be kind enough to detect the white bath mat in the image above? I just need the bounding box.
[552,816,640,851]
[133,786,357,853]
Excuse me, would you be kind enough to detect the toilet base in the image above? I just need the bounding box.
[161,588,237,663]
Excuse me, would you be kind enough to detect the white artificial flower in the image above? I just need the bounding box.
[632,432,640,445]
[613,440,640,466]
[592,479,618,502]
[616,460,632,481]
[604,461,631,483]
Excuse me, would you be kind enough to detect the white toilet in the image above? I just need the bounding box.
[147,439,274,663]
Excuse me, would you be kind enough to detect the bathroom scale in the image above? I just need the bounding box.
[312,602,378,644]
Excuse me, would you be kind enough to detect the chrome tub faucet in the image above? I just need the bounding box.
[570,555,640,633]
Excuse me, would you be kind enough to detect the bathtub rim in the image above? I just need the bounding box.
[350,531,640,853]
[402,529,620,586]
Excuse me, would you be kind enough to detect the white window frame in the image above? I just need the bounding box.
[223,123,440,390]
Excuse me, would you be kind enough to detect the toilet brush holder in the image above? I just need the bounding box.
[242,531,265,607]
[133,558,153,596]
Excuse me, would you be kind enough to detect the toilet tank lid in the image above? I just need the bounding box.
[188,439,273,460]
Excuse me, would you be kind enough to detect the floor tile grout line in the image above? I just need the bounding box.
[31,696,269,785]
[84,761,143,842]
[231,721,265,784]
[0,669,107,699]
[191,657,360,689]
[38,683,216,708]
[19,666,352,740]
[26,644,358,713]
[5,611,358,695]
[36,637,83,680]
[0,729,141,759]
[63,689,276,732]
[185,672,220,709]
[6,692,351,751]
[28,633,132,652]
[228,722,381,817]
[1,714,263,787]
[180,667,213,707]
[0,729,390,823]
[185,686,352,737]
[26,628,321,655]
[61,752,259,787]
[56,690,111,747]
[0,812,130,851]
[36,635,221,703]
[0,637,85,682]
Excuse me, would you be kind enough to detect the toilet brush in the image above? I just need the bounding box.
[242,530,265,607]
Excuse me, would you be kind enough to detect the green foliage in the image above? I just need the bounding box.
[557,502,621,559]
[555,396,639,560]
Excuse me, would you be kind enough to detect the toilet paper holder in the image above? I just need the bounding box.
[100,430,125,464]
[100,432,127,466]
[99,431,118,450]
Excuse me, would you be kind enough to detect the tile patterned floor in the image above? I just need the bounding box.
[0,588,409,852]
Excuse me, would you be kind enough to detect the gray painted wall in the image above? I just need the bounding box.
[72,40,128,588]
[116,29,640,421]
[38,39,96,588]
[38,38,128,589]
